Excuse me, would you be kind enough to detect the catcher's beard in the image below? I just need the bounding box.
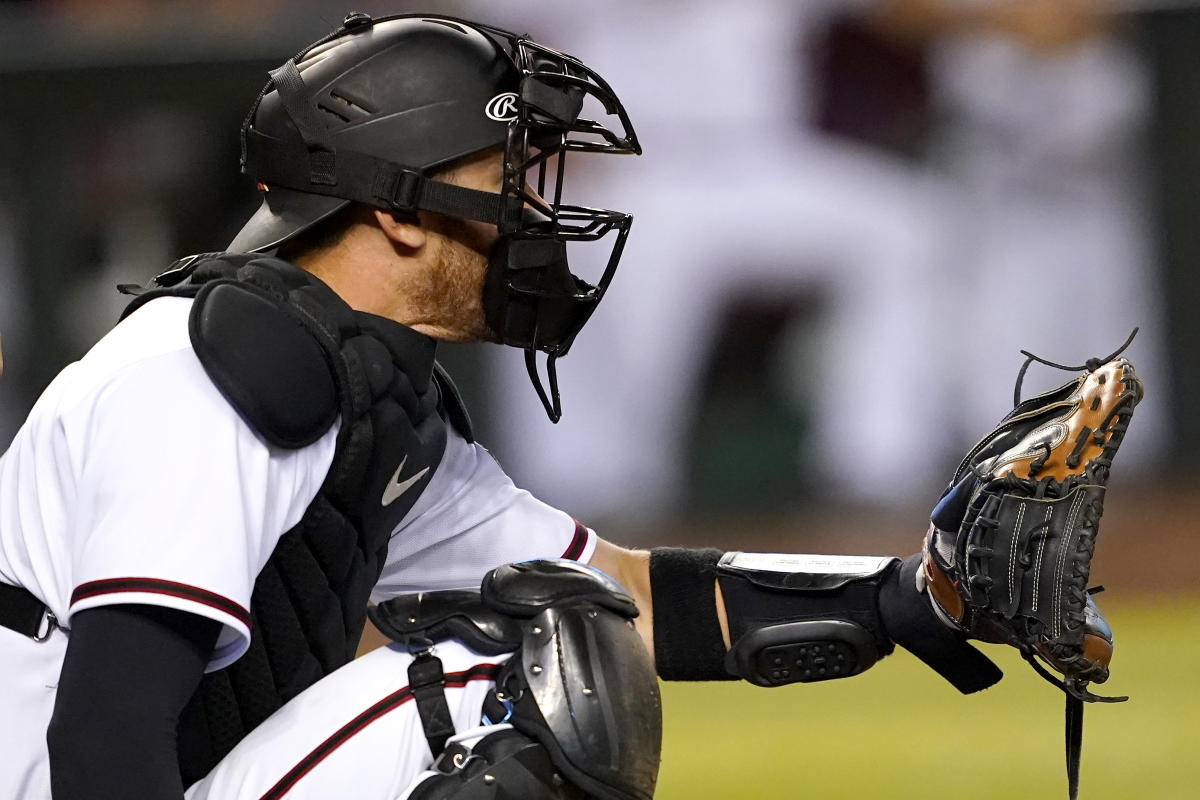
[408,218,501,344]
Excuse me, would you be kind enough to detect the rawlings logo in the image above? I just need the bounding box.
[484,92,519,122]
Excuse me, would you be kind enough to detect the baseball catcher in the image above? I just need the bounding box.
[0,10,1144,800]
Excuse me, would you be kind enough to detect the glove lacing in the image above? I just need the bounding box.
[1012,326,1139,406]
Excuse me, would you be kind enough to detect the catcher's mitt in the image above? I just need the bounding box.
[921,336,1143,800]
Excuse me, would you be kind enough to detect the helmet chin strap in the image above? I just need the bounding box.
[524,348,562,423]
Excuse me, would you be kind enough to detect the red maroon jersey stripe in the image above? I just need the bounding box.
[258,663,502,800]
[561,520,589,560]
[71,578,250,628]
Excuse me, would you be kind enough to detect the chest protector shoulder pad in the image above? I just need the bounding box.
[190,277,339,448]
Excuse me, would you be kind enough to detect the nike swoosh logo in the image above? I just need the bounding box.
[381,455,430,507]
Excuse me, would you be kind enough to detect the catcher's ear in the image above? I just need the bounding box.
[373,209,426,251]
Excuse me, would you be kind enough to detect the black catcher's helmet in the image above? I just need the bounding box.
[230,12,641,421]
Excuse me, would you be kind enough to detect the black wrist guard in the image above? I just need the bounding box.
[878,553,1003,694]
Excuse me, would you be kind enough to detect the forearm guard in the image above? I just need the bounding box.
[650,548,1002,694]
[717,552,897,686]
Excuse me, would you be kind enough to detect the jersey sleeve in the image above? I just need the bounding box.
[371,431,596,601]
[64,343,337,671]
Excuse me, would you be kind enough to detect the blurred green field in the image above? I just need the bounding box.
[656,595,1199,799]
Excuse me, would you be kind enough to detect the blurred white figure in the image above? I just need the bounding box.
[475,0,956,522]
[914,0,1166,466]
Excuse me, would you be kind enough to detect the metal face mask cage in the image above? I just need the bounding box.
[484,34,641,422]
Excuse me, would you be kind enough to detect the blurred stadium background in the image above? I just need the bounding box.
[0,1,1196,797]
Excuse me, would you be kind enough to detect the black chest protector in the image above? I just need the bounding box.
[120,253,474,784]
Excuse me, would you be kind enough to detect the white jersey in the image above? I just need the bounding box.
[0,296,595,798]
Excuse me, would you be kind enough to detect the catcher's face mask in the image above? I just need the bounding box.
[233,13,641,422]
[481,34,640,422]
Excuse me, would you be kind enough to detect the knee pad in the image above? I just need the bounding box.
[370,560,661,800]
[480,560,661,800]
